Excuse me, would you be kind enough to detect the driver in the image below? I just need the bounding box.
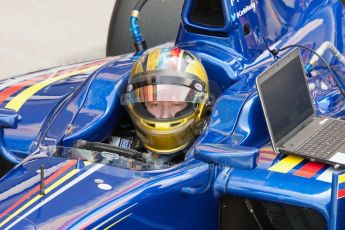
[120,47,210,165]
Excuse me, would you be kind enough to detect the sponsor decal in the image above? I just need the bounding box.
[120,138,133,149]
[230,0,258,20]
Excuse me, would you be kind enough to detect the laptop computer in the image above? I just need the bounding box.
[256,48,345,168]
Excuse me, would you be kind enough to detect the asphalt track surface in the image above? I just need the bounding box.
[0,0,116,79]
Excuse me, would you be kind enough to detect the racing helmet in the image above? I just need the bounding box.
[121,47,209,154]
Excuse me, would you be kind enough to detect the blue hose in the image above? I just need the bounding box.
[130,16,144,44]
[130,0,148,53]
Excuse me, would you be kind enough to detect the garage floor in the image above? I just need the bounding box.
[0,0,116,79]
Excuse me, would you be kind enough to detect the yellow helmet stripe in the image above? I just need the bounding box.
[185,59,208,85]
[185,59,201,75]
[131,59,144,76]
[141,54,149,72]
[147,49,161,71]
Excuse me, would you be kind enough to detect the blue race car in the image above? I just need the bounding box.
[0,0,345,229]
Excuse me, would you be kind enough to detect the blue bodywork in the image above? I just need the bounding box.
[0,0,345,229]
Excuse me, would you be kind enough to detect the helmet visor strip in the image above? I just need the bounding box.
[129,70,206,92]
[122,84,207,104]
[121,73,207,105]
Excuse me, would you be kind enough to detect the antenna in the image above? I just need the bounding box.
[40,165,45,195]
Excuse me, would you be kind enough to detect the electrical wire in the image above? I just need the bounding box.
[244,199,263,230]
[270,44,345,98]
[264,43,279,57]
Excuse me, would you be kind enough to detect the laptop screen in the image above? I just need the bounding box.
[258,50,314,144]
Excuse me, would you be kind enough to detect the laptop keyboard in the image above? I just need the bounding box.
[295,119,345,159]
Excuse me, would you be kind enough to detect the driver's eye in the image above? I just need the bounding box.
[171,103,184,108]
[149,103,161,108]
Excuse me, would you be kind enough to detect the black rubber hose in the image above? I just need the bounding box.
[134,0,148,12]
